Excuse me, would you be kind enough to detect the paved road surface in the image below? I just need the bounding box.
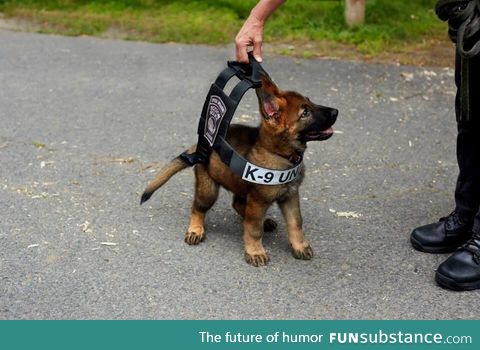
[1,31,477,319]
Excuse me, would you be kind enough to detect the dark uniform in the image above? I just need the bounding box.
[410,0,480,290]
[454,52,480,229]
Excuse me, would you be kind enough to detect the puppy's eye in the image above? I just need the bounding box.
[300,108,310,119]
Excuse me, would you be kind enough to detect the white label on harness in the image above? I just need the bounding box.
[204,95,227,146]
[241,162,302,185]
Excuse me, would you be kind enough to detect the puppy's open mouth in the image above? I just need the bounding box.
[305,127,334,141]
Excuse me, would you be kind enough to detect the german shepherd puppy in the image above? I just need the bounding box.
[141,73,337,266]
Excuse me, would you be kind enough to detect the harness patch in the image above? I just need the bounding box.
[204,95,227,146]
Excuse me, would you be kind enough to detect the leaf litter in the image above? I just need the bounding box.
[329,208,362,218]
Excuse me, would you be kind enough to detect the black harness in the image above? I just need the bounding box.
[179,54,302,186]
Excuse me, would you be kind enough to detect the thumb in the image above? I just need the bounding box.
[252,38,263,63]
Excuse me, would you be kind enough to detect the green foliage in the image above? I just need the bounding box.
[265,0,442,53]
[0,0,444,53]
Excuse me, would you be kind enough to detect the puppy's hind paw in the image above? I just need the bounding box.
[263,218,278,232]
[244,252,270,267]
[291,245,314,260]
[184,231,205,245]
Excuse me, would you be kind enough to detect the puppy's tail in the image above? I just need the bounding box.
[140,154,191,205]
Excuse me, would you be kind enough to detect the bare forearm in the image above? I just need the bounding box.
[250,0,286,23]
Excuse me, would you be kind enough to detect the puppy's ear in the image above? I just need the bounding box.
[256,72,281,121]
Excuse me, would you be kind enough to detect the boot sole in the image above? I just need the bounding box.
[435,272,480,291]
[410,236,458,254]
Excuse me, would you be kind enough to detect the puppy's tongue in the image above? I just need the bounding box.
[320,127,334,136]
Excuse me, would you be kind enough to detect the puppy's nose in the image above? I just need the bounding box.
[330,108,338,123]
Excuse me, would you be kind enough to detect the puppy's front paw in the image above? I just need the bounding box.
[184,231,205,245]
[291,244,314,260]
[263,218,277,232]
[244,251,270,267]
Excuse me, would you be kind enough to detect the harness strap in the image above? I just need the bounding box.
[213,137,303,185]
[214,67,237,89]
[460,53,471,121]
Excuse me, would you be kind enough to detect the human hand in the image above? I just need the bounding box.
[235,13,265,63]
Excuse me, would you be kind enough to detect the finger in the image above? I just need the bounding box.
[235,39,250,63]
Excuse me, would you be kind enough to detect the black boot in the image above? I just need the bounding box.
[436,232,480,291]
[410,211,473,253]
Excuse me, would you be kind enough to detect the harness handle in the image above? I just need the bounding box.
[227,53,264,88]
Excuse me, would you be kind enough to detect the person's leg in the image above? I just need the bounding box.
[454,49,480,214]
[410,53,476,253]
[435,55,480,291]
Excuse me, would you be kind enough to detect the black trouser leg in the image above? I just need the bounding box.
[454,120,480,217]
[454,53,480,219]
[409,51,480,252]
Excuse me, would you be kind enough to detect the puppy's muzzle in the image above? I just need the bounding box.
[302,107,338,142]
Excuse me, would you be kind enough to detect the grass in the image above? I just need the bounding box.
[0,0,451,66]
